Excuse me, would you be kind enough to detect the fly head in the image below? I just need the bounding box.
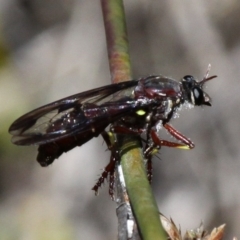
[181,72,217,106]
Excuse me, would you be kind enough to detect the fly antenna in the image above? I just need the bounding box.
[205,63,211,79]
[199,64,217,86]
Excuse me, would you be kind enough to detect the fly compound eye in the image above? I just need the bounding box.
[192,87,212,106]
[192,87,203,105]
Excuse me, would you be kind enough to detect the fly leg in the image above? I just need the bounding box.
[144,125,195,180]
[92,127,144,199]
[149,128,195,150]
[163,123,195,149]
[143,112,157,183]
[92,131,119,200]
[144,127,160,183]
[143,147,160,183]
[112,125,155,184]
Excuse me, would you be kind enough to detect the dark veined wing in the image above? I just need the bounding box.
[9,80,139,146]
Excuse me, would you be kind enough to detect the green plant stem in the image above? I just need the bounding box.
[101,0,166,239]
[101,0,131,83]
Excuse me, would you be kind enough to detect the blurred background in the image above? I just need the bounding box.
[1,0,240,239]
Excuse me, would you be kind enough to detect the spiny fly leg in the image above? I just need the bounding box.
[108,149,120,199]
[93,126,144,198]
[144,142,160,182]
[92,151,118,199]
[104,130,120,198]
[92,131,120,199]
[143,113,160,182]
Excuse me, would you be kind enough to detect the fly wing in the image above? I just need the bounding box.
[9,80,138,145]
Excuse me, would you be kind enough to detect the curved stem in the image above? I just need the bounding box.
[101,0,166,239]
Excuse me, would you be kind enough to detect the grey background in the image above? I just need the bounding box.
[1,0,240,239]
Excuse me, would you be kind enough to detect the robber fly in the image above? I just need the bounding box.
[9,65,216,197]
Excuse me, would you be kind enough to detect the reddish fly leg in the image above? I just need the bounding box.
[92,131,119,200]
[163,123,195,149]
